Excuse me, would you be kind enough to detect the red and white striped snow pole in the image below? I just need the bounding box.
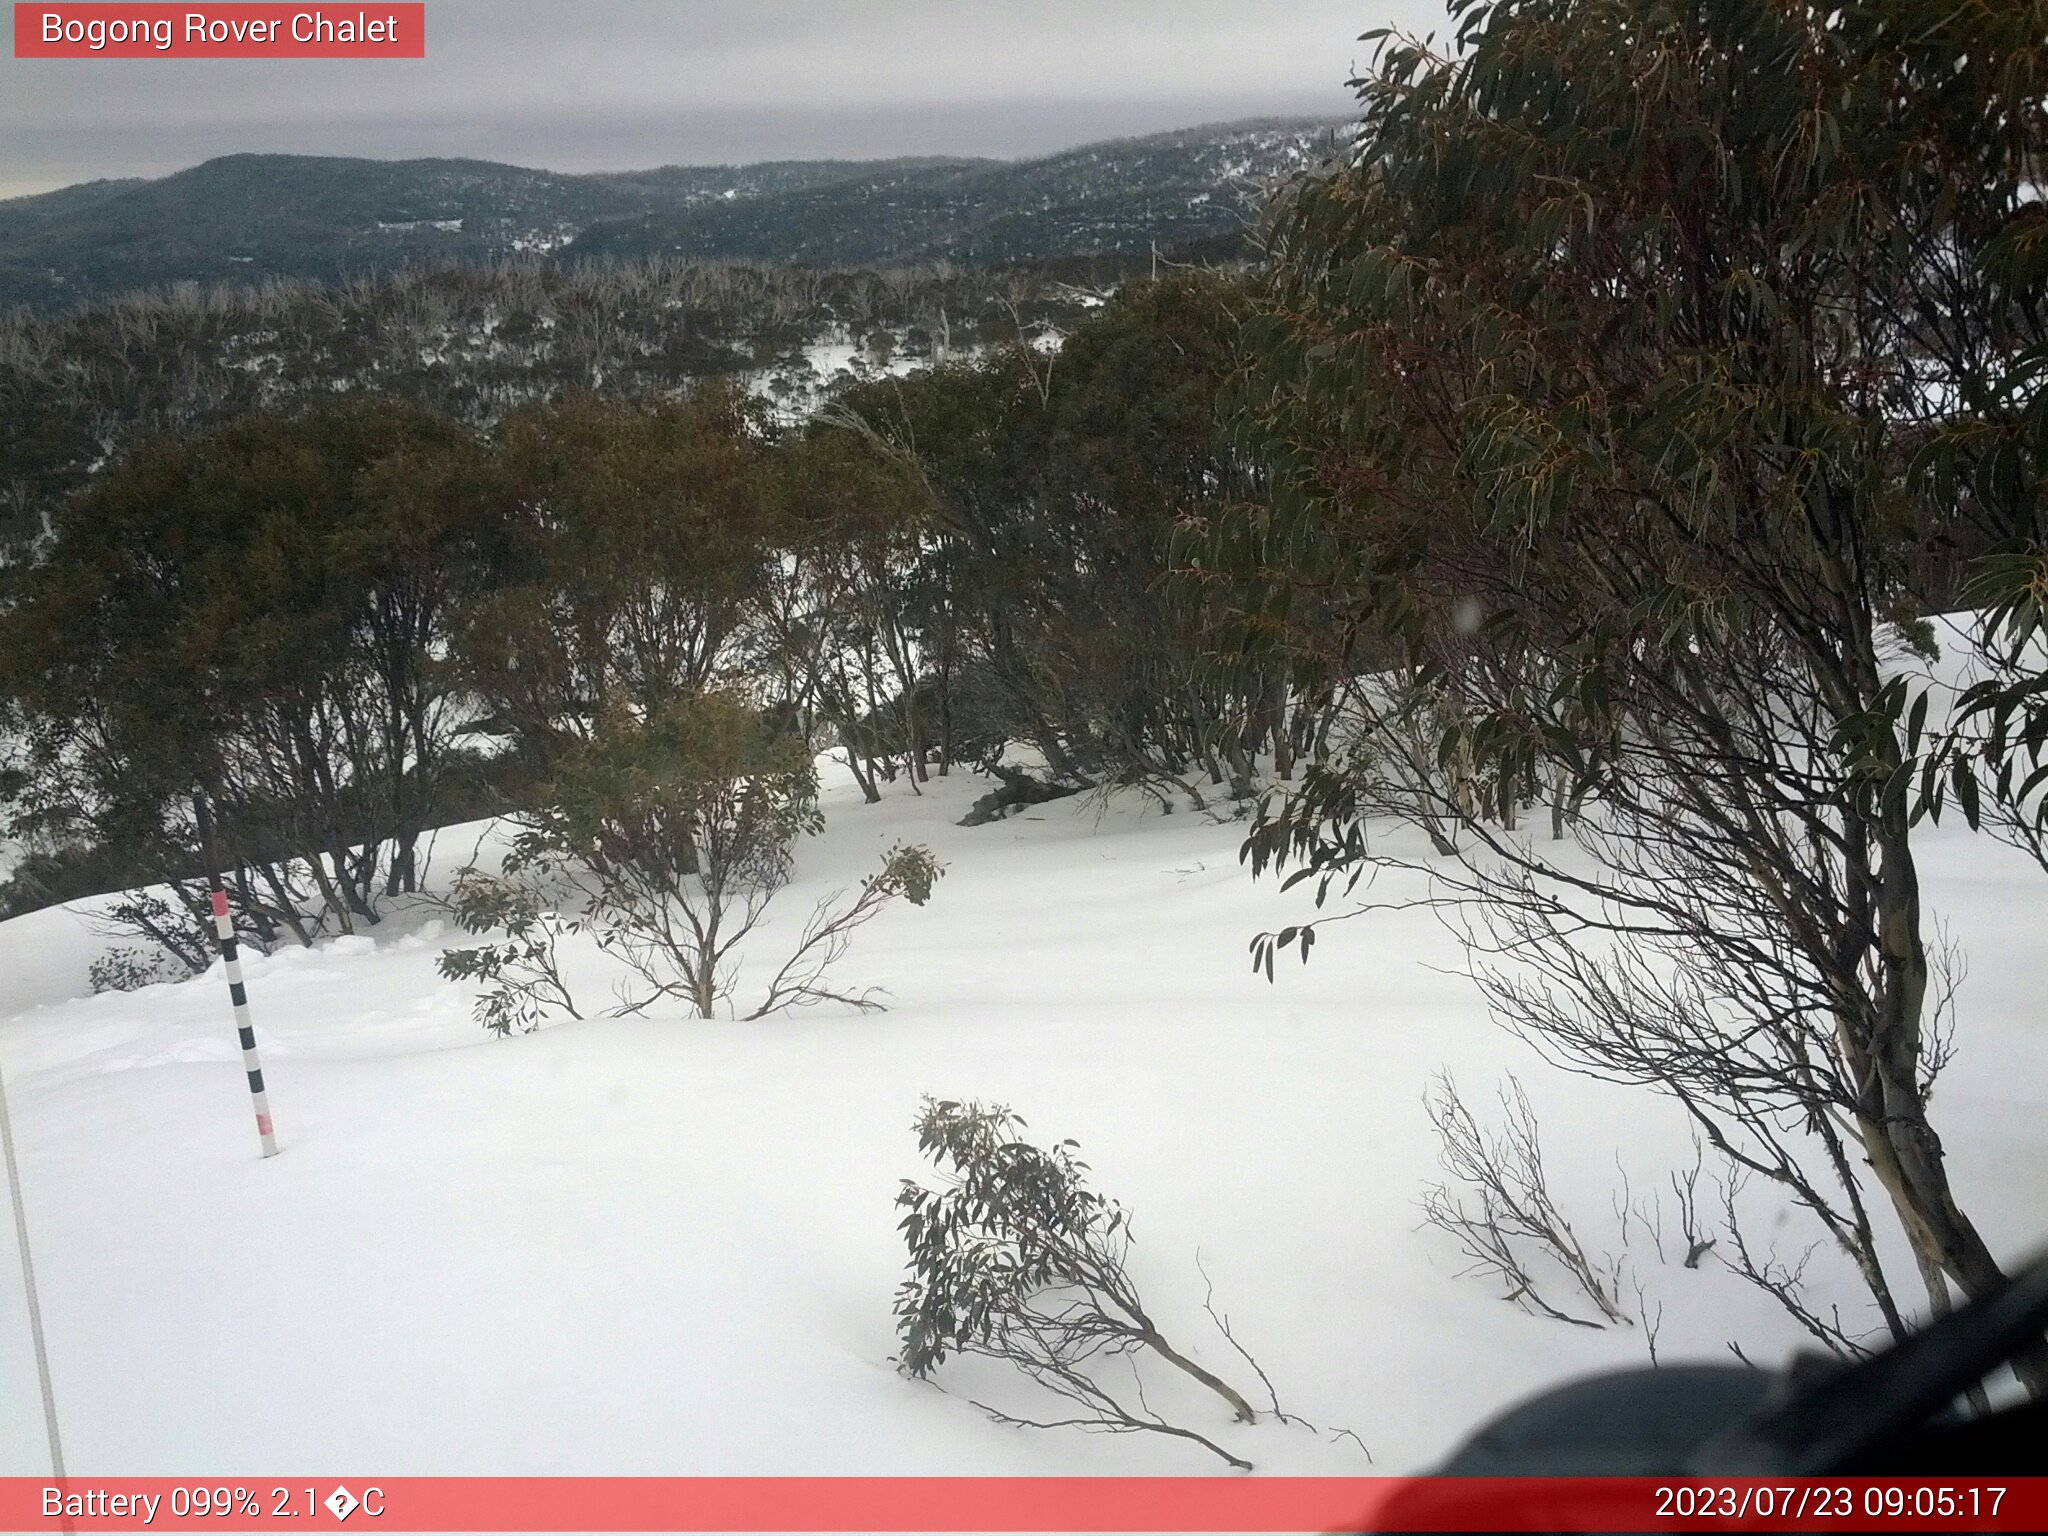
[195,796,278,1158]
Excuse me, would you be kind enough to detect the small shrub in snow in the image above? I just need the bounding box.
[88,944,187,994]
[554,697,940,1019]
[894,1097,1265,1470]
[744,841,942,1018]
[437,863,586,1036]
[440,697,942,1029]
[1419,1073,1629,1330]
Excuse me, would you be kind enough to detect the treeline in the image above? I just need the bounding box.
[0,252,1140,556]
[0,124,1330,311]
[0,273,1289,963]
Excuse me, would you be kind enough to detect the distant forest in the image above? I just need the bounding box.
[0,119,1338,310]
[0,255,1162,557]
[0,118,1340,560]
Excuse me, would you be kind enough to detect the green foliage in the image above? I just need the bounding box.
[435,694,937,1027]
[1,844,164,923]
[1221,0,2048,869]
[819,272,1269,789]
[875,843,941,908]
[496,693,824,1020]
[1213,0,2048,1363]
[0,257,1136,572]
[894,1098,1127,1378]
[542,694,819,896]
[1914,545,2048,834]
[87,945,187,996]
[437,863,587,1036]
[456,386,774,750]
[3,246,1292,1005]
[0,398,492,948]
[892,1096,1264,1465]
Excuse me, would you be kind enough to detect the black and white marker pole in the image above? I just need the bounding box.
[195,796,279,1158]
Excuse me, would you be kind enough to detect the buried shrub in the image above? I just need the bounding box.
[437,858,589,1036]
[440,694,941,1029]
[743,840,941,1018]
[1419,1072,1629,1331]
[894,1097,1272,1470]
[87,943,189,995]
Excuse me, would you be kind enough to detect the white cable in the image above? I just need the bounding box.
[0,1041,65,1481]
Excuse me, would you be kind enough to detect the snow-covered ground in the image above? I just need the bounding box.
[745,335,936,422]
[1,760,2045,1477]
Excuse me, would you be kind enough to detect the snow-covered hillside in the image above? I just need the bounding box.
[2,760,2045,1476]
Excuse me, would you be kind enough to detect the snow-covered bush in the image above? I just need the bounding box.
[437,860,588,1035]
[441,695,941,1029]
[87,943,188,995]
[1419,1073,1628,1330]
[894,1098,1263,1469]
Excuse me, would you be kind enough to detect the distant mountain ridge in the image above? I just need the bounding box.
[0,118,1340,310]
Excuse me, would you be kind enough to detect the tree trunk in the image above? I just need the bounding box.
[1850,780,2048,1396]
[1143,1330,1256,1425]
[844,745,881,805]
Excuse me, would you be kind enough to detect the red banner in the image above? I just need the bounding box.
[13,4,424,58]
[0,1477,2044,1532]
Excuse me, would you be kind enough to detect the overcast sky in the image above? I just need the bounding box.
[0,1,1451,200]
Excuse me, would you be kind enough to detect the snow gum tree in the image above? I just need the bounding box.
[439,385,941,1023]
[762,428,940,802]
[456,692,941,1023]
[453,384,776,769]
[895,1098,1264,1469]
[821,276,1284,803]
[545,693,821,1020]
[0,400,488,954]
[1210,0,2048,1388]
